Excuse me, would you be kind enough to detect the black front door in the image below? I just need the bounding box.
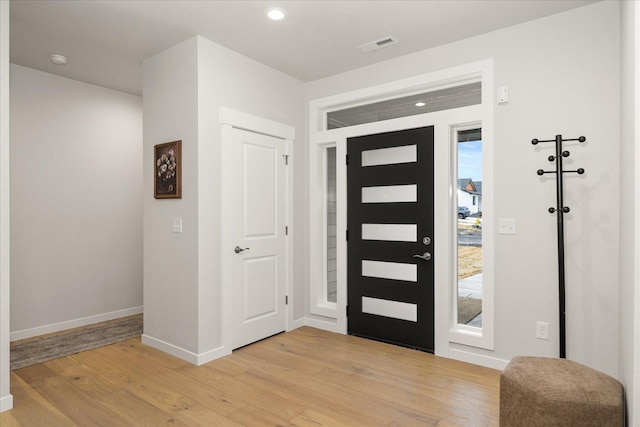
[347,126,434,352]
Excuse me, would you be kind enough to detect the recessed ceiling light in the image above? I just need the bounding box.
[415,102,426,107]
[50,54,67,65]
[267,8,286,21]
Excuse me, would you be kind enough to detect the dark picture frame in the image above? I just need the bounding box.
[154,140,182,199]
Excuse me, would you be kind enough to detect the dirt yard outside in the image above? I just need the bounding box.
[458,221,482,279]
[458,246,482,279]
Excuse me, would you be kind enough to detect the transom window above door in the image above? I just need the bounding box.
[326,82,480,130]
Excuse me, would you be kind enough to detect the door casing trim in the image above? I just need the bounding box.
[220,108,295,356]
[308,59,494,359]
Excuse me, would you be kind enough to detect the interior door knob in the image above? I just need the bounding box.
[413,252,431,261]
[234,246,250,254]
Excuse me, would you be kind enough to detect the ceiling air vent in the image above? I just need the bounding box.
[357,36,399,54]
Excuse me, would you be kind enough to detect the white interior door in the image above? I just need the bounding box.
[231,128,286,349]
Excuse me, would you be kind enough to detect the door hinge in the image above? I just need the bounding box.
[286,295,289,305]
[346,229,349,241]
[283,154,289,165]
[345,154,349,165]
[285,225,289,235]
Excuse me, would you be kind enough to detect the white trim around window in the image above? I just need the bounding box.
[308,59,495,362]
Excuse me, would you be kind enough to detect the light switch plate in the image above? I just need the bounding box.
[498,218,516,235]
[173,218,183,233]
[497,86,509,104]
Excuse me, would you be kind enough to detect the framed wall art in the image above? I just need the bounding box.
[154,140,182,199]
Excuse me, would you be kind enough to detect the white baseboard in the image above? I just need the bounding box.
[10,306,143,342]
[287,318,305,331]
[304,317,339,333]
[447,348,509,371]
[142,334,199,365]
[0,393,13,412]
[195,345,230,366]
[141,334,229,366]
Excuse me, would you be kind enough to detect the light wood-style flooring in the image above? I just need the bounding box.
[1,326,500,426]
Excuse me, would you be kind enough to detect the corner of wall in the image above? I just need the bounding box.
[619,0,640,423]
[0,0,12,412]
[143,35,200,355]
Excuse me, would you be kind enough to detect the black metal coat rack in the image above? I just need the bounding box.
[531,134,586,359]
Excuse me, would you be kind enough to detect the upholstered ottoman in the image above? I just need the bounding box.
[500,356,624,427]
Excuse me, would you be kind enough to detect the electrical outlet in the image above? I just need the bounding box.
[536,321,549,340]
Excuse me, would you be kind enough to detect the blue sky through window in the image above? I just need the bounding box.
[458,139,482,182]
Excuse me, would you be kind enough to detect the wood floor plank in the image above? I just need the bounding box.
[227,404,296,426]
[3,326,501,426]
[0,409,25,427]
[70,348,242,426]
[7,372,77,427]
[96,389,190,426]
[231,349,444,426]
[315,365,496,424]
[43,355,122,399]
[289,408,355,427]
[14,364,132,427]
[177,362,309,421]
[252,329,455,390]
[232,331,497,426]
[97,342,249,416]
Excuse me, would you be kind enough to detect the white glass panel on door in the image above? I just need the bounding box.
[362,260,417,282]
[361,144,417,167]
[362,223,417,242]
[361,184,417,203]
[362,296,418,322]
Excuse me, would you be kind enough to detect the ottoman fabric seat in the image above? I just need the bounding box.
[500,356,624,426]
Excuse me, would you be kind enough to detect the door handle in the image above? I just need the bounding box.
[234,246,250,254]
[413,252,431,261]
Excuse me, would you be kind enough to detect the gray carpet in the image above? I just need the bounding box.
[10,314,143,370]
[458,297,482,325]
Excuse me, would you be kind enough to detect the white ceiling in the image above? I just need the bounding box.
[9,0,599,96]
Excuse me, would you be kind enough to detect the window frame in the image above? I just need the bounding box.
[448,121,494,350]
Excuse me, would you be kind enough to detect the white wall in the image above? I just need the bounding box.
[305,1,621,377]
[619,0,639,423]
[10,65,143,339]
[142,37,200,357]
[143,36,304,361]
[0,0,12,414]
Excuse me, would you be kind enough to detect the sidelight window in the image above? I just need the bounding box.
[456,128,483,328]
[326,147,337,303]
